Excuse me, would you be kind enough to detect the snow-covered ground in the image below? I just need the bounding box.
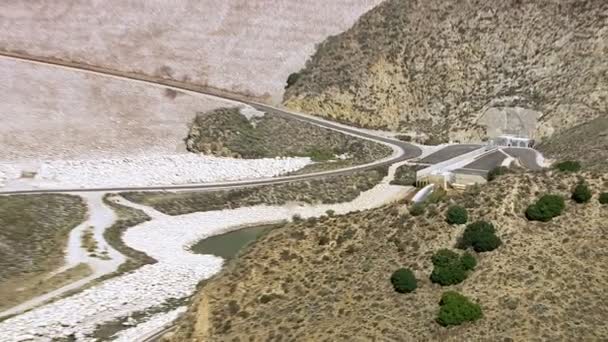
[0,163,411,341]
[1,154,311,190]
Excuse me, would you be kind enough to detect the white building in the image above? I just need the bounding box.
[489,134,533,148]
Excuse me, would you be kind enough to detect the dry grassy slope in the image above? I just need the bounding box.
[0,0,383,103]
[538,116,608,171]
[0,194,87,282]
[172,171,608,341]
[284,0,608,145]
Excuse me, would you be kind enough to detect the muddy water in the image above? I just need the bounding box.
[190,223,284,260]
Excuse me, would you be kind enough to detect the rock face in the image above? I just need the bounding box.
[284,0,608,144]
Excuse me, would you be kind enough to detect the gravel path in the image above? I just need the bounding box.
[0,163,411,341]
[3,154,311,189]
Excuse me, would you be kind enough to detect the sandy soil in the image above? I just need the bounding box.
[0,0,383,102]
[0,57,237,162]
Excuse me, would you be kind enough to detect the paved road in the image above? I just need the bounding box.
[419,144,481,164]
[462,151,506,170]
[503,148,543,171]
[0,52,421,195]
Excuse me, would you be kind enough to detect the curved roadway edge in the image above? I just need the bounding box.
[0,51,421,196]
[0,52,420,320]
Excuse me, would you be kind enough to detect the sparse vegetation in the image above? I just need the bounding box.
[409,203,425,216]
[555,160,581,173]
[122,168,387,216]
[487,166,509,181]
[0,194,87,311]
[390,268,417,293]
[102,195,154,274]
[172,172,608,341]
[436,291,482,327]
[390,164,421,186]
[459,221,501,252]
[525,194,565,222]
[446,205,468,225]
[184,107,391,166]
[571,182,592,204]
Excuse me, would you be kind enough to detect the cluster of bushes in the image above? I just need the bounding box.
[458,221,502,252]
[437,291,483,326]
[390,205,504,326]
[525,194,565,222]
[555,160,581,172]
[430,249,476,286]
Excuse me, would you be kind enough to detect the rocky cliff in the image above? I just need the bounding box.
[284,0,608,146]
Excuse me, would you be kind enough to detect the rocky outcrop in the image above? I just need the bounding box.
[284,0,608,145]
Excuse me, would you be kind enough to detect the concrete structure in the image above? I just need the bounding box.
[490,135,533,148]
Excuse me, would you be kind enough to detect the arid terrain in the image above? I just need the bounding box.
[172,170,608,341]
[0,1,606,341]
[284,0,608,152]
[0,0,383,102]
[0,57,234,161]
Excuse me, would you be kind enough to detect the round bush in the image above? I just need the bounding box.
[446,205,468,225]
[460,252,477,271]
[390,268,417,293]
[436,291,482,326]
[525,195,565,222]
[571,183,592,203]
[555,160,581,172]
[430,249,467,286]
[600,192,608,205]
[460,221,502,252]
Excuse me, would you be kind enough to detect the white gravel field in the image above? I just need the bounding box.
[0,0,383,102]
[0,164,411,341]
[0,58,238,162]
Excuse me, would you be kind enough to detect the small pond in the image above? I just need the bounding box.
[190,223,284,260]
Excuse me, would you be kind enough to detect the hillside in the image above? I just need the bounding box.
[171,170,608,341]
[0,0,383,102]
[284,0,607,149]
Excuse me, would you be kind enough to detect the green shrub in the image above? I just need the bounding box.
[525,195,565,222]
[600,192,608,205]
[460,252,477,271]
[446,205,468,225]
[285,72,302,89]
[487,166,509,181]
[430,249,467,286]
[409,203,425,216]
[390,268,417,293]
[436,291,482,326]
[555,160,581,172]
[571,182,592,203]
[460,221,502,252]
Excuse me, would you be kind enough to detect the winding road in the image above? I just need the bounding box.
[0,51,421,196]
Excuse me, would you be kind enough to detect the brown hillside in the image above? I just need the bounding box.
[284,0,607,148]
[171,170,608,341]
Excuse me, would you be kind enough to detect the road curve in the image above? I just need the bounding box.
[0,51,421,195]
